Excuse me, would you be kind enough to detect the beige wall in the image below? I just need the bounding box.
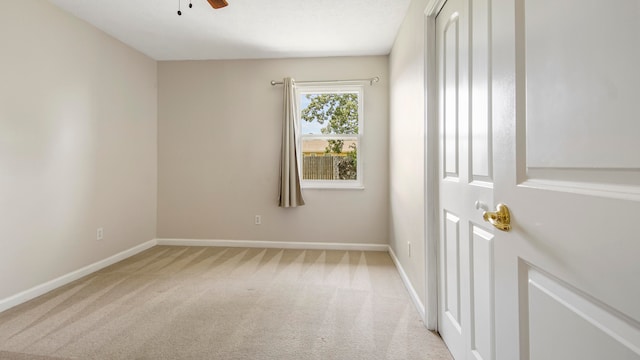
[157,57,389,244]
[0,1,157,300]
[389,0,430,305]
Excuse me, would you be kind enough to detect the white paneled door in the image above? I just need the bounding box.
[492,0,640,359]
[437,0,495,359]
[437,0,640,359]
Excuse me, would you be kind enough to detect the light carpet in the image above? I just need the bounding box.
[0,246,452,359]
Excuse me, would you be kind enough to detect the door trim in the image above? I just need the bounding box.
[423,0,447,331]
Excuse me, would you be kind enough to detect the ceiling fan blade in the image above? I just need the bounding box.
[207,0,228,9]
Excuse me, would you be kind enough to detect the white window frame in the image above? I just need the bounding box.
[295,84,364,189]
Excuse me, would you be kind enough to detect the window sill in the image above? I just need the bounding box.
[302,181,364,190]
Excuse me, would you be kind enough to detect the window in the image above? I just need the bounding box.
[296,85,364,189]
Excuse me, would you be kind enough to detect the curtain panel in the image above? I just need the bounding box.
[278,77,305,208]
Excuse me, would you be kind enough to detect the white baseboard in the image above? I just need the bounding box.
[0,239,157,314]
[388,246,426,321]
[156,238,388,252]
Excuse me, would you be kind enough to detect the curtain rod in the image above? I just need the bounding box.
[270,76,380,86]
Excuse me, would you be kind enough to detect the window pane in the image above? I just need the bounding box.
[301,138,358,180]
[299,93,359,135]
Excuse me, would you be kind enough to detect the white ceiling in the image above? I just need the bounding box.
[47,0,412,61]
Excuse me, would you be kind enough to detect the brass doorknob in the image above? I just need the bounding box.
[482,203,511,231]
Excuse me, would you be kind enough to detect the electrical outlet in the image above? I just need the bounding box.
[408,241,412,257]
[255,215,262,225]
[97,228,104,241]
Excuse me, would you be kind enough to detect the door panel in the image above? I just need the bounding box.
[438,0,495,359]
[444,13,460,179]
[526,267,640,360]
[470,0,493,183]
[522,0,640,199]
[524,0,640,169]
[444,211,462,329]
[438,1,471,359]
[492,0,640,359]
[470,225,494,360]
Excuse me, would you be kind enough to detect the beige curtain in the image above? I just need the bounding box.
[278,77,305,207]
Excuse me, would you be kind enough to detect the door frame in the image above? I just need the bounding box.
[423,0,447,331]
